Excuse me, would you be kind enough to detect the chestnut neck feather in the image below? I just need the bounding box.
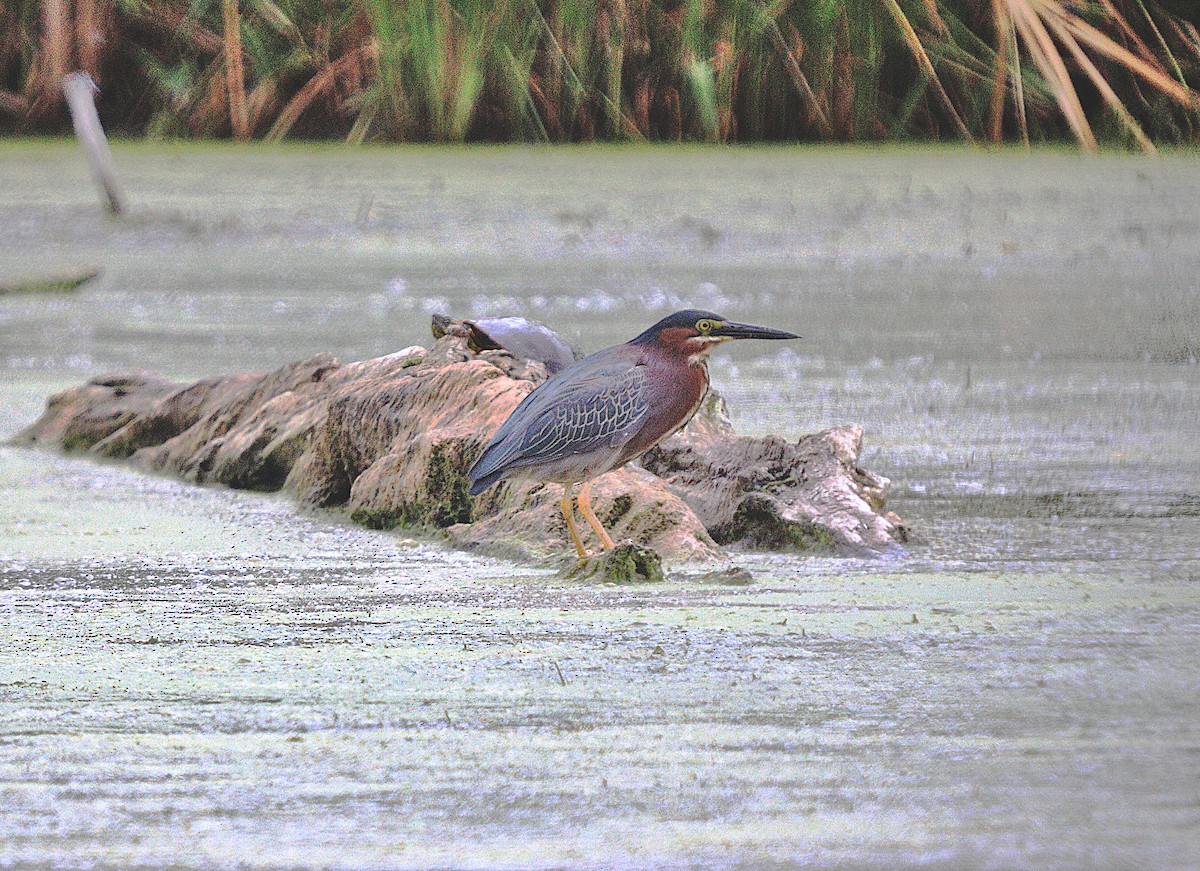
[645,326,701,357]
[615,338,711,464]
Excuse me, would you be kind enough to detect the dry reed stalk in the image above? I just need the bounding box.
[1007,0,1097,150]
[74,0,103,78]
[1046,15,1154,151]
[250,0,306,47]
[0,90,28,115]
[37,0,72,109]
[191,59,231,135]
[1166,18,1200,62]
[1008,15,1029,146]
[1103,0,1159,67]
[989,0,1009,141]
[266,42,378,141]
[714,34,735,141]
[246,79,279,131]
[1137,6,1188,89]
[633,77,649,135]
[1053,6,1199,109]
[883,0,973,141]
[267,69,336,141]
[530,78,561,137]
[663,85,681,140]
[222,0,249,140]
[136,3,223,55]
[832,10,853,138]
[763,5,832,136]
[602,1,625,137]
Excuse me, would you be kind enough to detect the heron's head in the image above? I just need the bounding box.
[630,309,799,357]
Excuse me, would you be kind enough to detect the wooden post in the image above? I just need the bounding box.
[62,72,123,216]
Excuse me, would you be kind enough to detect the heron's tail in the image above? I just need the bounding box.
[467,468,505,496]
[467,442,507,495]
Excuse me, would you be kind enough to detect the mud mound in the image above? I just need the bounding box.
[15,332,905,564]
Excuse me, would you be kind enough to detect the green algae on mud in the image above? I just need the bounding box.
[2,552,1197,867]
[566,543,666,584]
[712,497,840,551]
[0,267,100,296]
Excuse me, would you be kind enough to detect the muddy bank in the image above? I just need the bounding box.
[14,331,904,565]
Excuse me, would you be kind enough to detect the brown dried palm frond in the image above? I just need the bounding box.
[999,0,1199,151]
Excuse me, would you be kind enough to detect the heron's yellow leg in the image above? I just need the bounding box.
[577,482,616,550]
[560,483,589,559]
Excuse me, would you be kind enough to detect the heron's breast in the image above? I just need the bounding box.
[621,361,710,461]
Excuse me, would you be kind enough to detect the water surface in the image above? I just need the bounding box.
[1,142,1198,868]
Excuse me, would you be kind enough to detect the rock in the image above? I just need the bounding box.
[679,565,756,586]
[641,420,906,554]
[12,332,906,564]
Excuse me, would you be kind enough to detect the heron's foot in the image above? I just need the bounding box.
[577,482,617,550]
[561,486,590,559]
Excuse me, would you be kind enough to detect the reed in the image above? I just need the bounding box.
[1,0,1197,146]
[222,0,250,139]
[34,0,71,119]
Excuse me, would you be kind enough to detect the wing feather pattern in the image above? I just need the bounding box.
[469,353,649,493]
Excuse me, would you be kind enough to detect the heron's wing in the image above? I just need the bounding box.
[473,356,649,480]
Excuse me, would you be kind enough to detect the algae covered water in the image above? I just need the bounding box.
[1,142,1198,868]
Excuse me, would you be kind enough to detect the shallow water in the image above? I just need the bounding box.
[1,141,1198,868]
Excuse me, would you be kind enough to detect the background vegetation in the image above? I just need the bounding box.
[3,0,1200,148]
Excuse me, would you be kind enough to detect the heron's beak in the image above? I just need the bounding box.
[712,321,800,341]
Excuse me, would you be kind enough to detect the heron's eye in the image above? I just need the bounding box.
[696,319,714,334]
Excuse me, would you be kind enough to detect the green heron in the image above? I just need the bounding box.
[467,309,799,558]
